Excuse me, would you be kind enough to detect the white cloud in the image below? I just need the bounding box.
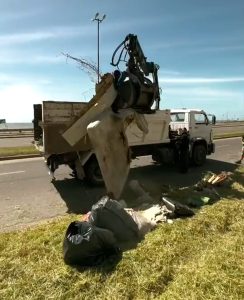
[159,77,244,84]
[161,86,244,119]
[159,69,181,76]
[164,87,242,99]
[148,40,193,51]
[32,55,64,64]
[0,73,13,82]
[102,17,162,33]
[0,85,46,122]
[0,50,73,65]
[0,72,52,87]
[0,10,36,22]
[0,32,54,46]
[190,45,244,53]
[0,18,165,49]
[0,25,92,46]
[148,34,244,53]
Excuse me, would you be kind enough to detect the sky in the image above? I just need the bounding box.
[0,0,244,122]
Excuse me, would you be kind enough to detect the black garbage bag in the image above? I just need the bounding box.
[88,196,140,244]
[63,221,121,266]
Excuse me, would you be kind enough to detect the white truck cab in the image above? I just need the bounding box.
[170,109,213,141]
[170,109,215,166]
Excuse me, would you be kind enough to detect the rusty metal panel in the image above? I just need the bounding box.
[43,123,91,155]
[43,101,87,123]
[41,101,91,155]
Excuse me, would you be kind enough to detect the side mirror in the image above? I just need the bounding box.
[212,115,216,125]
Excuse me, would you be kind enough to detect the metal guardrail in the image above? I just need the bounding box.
[0,129,34,139]
[214,123,244,128]
[0,128,33,132]
[1,122,244,138]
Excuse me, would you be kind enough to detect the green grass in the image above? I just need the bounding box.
[0,146,39,157]
[0,167,243,300]
[0,132,243,158]
[214,132,244,139]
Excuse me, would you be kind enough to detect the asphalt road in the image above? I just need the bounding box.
[0,137,242,232]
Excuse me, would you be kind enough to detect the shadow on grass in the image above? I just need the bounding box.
[52,158,242,214]
[73,252,123,274]
[123,159,242,206]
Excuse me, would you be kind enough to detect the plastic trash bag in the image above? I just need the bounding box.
[125,208,156,237]
[63,221,121,266]
[89,196,140,244]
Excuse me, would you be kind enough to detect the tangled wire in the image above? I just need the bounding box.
[62,52,101,83]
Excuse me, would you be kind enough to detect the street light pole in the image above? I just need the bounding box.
[92,13,106,83]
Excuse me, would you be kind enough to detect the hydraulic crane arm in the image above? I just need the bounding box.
[111,34,160,111]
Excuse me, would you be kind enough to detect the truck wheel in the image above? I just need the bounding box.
[84,157,104,186]
[192,144,206,166]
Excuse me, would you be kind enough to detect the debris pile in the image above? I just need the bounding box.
[196,171,232,188]
[63,193,195,266]
[160,171,233,208]
[63,171,233,267]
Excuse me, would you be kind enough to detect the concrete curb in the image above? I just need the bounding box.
[0,135,241,162]
[0,135,34,139]
[0,153,42,161]
[214,134,243,140]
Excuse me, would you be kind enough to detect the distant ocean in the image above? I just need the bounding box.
[0,123,33,129]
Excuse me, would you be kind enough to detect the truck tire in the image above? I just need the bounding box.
[192,144,206,166]
[84,157,104,186]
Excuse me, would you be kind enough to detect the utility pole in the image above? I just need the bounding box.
[92,13,106,83]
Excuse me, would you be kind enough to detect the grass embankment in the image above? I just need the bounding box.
[214,132,244,139]
[0,167,244,299]
[0,146,39,157]
[0,132,243,158]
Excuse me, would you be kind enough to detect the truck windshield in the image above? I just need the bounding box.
[194,113,208,124]
[170,113,185,122]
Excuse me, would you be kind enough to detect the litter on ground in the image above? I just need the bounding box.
[63,170,234,267]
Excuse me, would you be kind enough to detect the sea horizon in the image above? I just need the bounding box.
[0,122,33,129]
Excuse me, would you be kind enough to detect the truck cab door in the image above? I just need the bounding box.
[190,112,211,142]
